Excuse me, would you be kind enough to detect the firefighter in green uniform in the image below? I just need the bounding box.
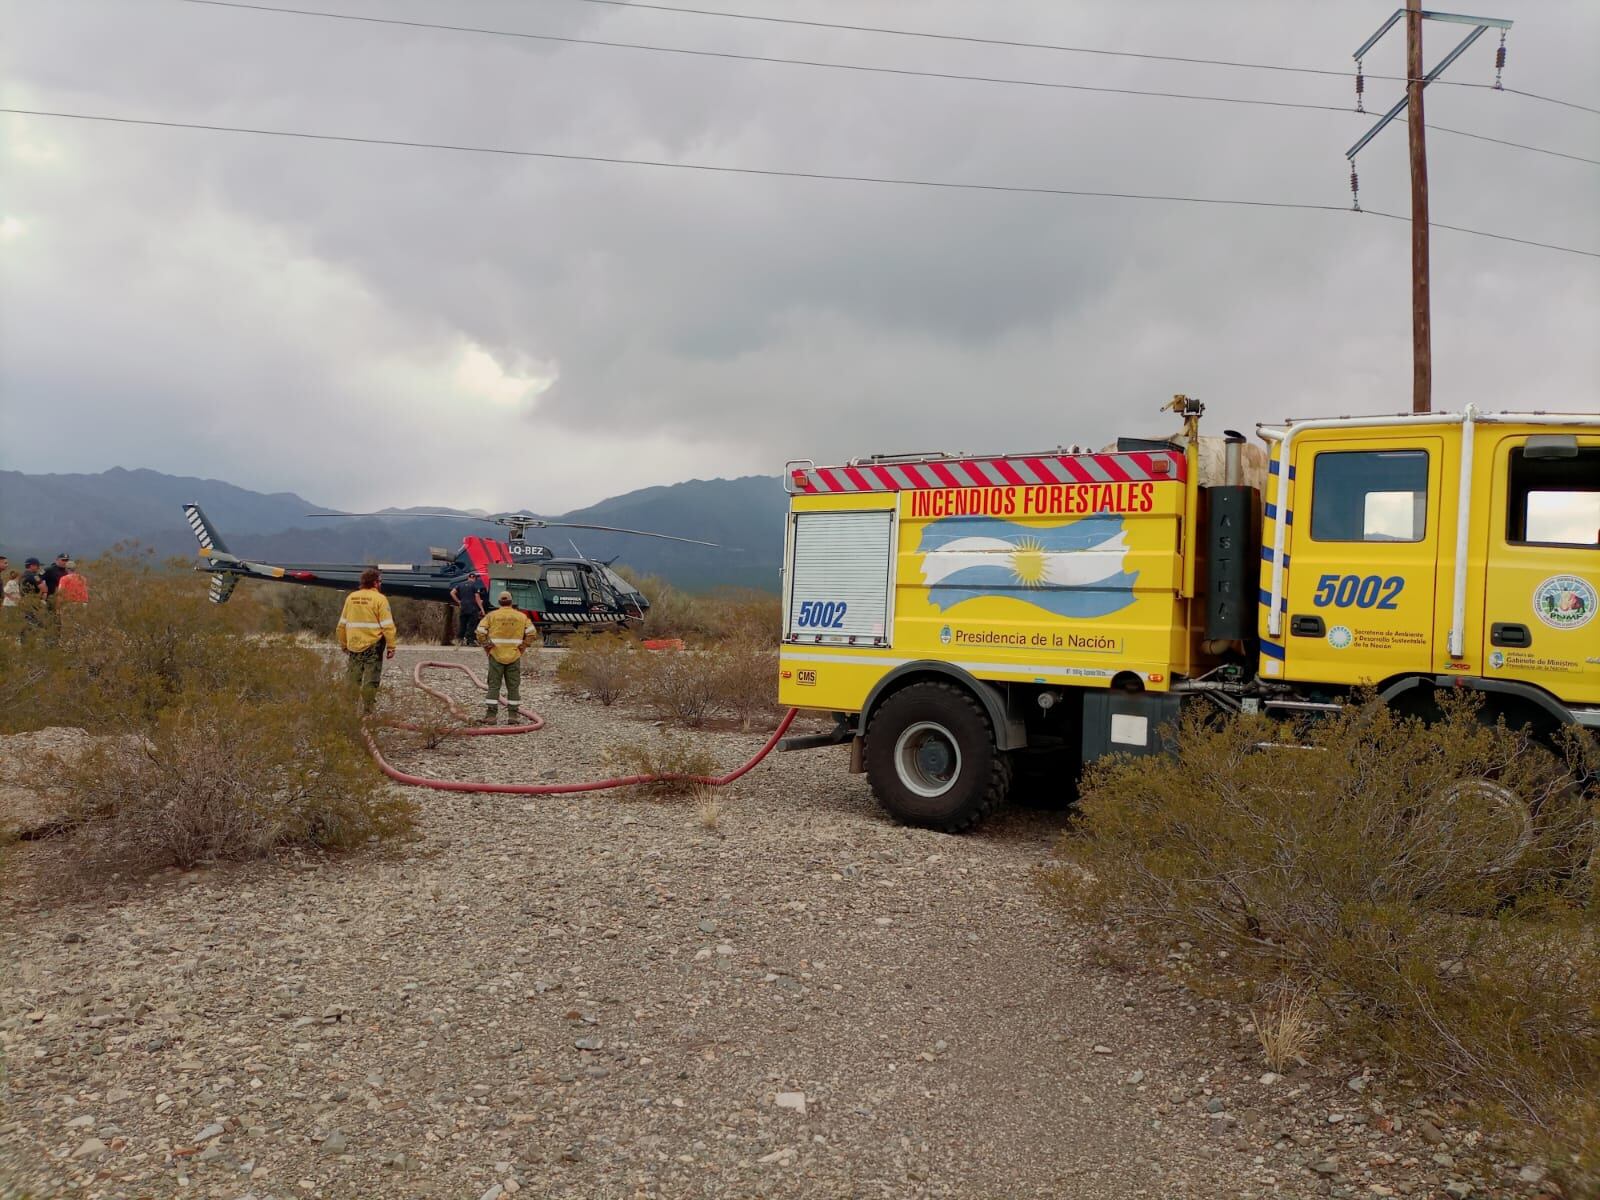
[475,590,536,723]
[337,567,398,713]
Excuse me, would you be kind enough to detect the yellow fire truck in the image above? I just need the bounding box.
[776,399,1599,831]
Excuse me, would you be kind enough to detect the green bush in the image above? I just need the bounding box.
[1052,697,1599,1188]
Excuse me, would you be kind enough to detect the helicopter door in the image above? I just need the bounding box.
[542,566,588,623]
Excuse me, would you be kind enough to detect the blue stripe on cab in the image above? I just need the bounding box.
[1263,504,1293,525]
[1259,640,1286,660]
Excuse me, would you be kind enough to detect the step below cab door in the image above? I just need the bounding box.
[1282,437,1441,686]
[1481,433,1600,706]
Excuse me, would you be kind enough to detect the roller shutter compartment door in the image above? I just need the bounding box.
[787,511,894,645]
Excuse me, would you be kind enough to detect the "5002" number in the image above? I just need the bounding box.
[795,600,849,628]
[1312,574,1404,609]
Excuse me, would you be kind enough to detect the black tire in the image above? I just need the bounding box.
[863,681,1012,832]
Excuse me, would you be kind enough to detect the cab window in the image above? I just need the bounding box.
[1506,445,1599,549]
[1309,449,1429,543]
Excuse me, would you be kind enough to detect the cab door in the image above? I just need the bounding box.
[1481,433,1600,706]
[1282,438,1441,686]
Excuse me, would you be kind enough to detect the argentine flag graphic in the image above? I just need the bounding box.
[916,513,1138,619]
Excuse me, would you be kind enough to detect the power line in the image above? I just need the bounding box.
[1428,124,1599,166]
[177,1,1350,116]
[565,0,1600,112]
[1500,87,1600,117]
[5,107,1596,259]
[175,1,1600,165]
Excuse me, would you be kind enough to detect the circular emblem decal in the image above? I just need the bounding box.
[1532,575,1596,631]
[1328,625,1354,650]
[1489,650,1505,670]
[939,625,952,646]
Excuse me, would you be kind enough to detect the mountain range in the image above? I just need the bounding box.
[0,468,787,592]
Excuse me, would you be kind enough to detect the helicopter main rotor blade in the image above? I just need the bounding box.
[307,511,488,521]
[545,521,719,548]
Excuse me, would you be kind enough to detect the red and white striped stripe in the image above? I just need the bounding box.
[788,450,1184,494]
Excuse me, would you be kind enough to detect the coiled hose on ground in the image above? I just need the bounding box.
[363,659,798,795]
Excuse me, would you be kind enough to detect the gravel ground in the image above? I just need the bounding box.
[0,646,1559,1200]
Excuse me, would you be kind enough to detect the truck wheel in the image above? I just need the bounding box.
[864,681,1011,832]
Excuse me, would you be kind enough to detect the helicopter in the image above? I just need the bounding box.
[182,503,715,641]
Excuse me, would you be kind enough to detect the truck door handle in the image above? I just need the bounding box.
[1290,614,1324,638]
[1490,622,1531,648]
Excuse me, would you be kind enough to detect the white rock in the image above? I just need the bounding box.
[1092,1045,1114,1055]
[1259,1072,1282,1086]
[774,1091,807,1114]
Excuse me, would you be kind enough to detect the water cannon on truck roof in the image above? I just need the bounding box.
[775,398,1600,832]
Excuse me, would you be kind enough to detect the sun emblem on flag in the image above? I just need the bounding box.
[1009,538,1049,588]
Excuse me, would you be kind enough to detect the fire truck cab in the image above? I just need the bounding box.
[777,402,1599,831]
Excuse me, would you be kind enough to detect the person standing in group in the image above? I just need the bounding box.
[55,560,89,605]
[2,567,20,633]
[475,590,535,724]
[450,572,489,647]
[337,567,398,713]
[40,553,70,605]
[18,557,47,640]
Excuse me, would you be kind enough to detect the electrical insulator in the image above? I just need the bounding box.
[1494,31,1507,89]
[1355,59,1366,112]
[1349,165,1360,212]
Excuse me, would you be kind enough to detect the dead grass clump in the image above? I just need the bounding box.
[1251,983,1320,1072]
[604,733,717,798]
[1051,696,1599,1186]
[555,632,638,706]
[694,787,723,830]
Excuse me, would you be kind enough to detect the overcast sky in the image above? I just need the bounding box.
[2,0,1596,513]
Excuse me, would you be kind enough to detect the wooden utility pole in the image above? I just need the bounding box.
[1347,6,1510,417]
[1406,0,1431,413]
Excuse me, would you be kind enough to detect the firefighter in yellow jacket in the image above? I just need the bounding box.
[475,590,536,723]
[337,567,398,713]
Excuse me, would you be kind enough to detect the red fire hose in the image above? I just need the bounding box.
[364,659,798,795]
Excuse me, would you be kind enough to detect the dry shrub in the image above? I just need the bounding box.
[55,669,411,870]
[604,733,717,798]
[555,632,639,706]
[1052,696,1599,1185]
[644,651,722,727]
[606,567,779,643]
[715,640,781,731]
[376,687,471,751]
[2,552,413,874]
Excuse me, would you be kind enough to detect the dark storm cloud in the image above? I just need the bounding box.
[1,0,1595,511]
